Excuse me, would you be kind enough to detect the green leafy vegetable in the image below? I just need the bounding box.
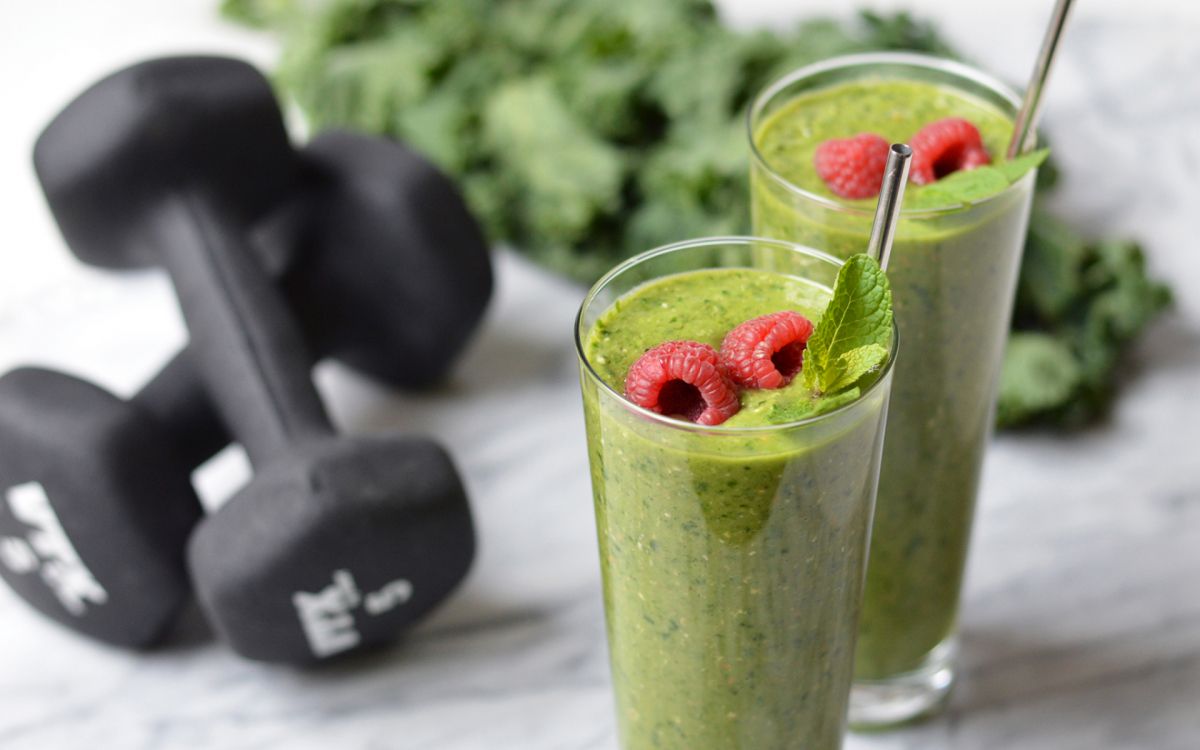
[482,76,624,248]
[1001,212,1173,427]
[995,149,1051,182]
[996,333,1082,427]
[219,1,964,273]
[826,344,890,395]
[802,255,893,396]
[909,149,1049,209]
[222,0,1171,429]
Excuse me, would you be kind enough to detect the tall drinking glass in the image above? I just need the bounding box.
[577,238,897,749]
[748,53,1036,725]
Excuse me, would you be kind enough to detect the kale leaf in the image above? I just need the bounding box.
[222,0,1171,429]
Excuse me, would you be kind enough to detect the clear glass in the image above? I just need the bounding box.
[748,53,1037,726]
[576,237,897,750]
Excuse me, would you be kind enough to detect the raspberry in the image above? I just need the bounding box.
[814,133,890,199]
[720,311,815,390]
[909,117,992,185]
[624,341,740,426]
[961,146,991,170]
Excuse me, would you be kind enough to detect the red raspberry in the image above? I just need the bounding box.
[624,341,740,426]
[909,118,992,185]
[719,311,815,390]
[961,146,991,171]
[814,133,890,199]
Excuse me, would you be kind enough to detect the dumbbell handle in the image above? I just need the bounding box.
[131,352,227,470]
[157,191,333,466]
[125,187,315,470]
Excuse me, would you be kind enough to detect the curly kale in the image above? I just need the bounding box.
[222,0,1171,428]
[1000,210,1172,427]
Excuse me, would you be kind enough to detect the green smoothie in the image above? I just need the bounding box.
[749,59,1035,701]
[577,240,895,750]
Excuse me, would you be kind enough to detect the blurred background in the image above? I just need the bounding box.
[1,1,1197,748]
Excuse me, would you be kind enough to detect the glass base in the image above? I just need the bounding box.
[848,636,957,729]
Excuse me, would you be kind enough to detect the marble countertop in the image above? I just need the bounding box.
[1,2,1198,748]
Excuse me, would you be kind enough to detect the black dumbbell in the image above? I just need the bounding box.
[0,57,488,651]
[43,59,492,389]
[0,133,483,649]
[33,55,477,663]
[0,359,207,646]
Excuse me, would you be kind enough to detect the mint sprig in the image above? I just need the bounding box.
[823,343,890,393]
[802,254,893,397]
[909,148,1050,209]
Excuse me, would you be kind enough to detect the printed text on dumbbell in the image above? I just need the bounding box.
[0,482,107,615]
[293,570,414,658]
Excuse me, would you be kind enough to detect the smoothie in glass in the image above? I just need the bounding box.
[577,238,896,749]
[748,54,1036,725]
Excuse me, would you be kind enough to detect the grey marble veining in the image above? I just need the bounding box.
[1,4,1198,750]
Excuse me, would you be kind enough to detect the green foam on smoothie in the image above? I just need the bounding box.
[585,266,890,428]
[754,78,1015,211]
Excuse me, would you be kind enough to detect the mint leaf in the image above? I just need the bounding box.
[995,148,1051,182]
[824,343,889,394]
[813,387,862,416]
[916,167,1009,206]
[802,254,893,395]
[908,148,1051,210]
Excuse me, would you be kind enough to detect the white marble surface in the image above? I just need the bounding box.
[1,2,1199,749]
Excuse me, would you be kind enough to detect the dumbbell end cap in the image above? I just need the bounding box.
[0,368,202,647]
[188,435,474,664]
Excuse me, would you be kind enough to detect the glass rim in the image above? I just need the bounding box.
[747,51,1030,218]
[574,236,899,436]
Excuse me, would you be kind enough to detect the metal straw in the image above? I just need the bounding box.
[866,143,912,271]
[1007,0,1075,158]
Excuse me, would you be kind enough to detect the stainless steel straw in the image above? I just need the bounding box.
[1007,0,1076,158]
[866,143,912,271]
